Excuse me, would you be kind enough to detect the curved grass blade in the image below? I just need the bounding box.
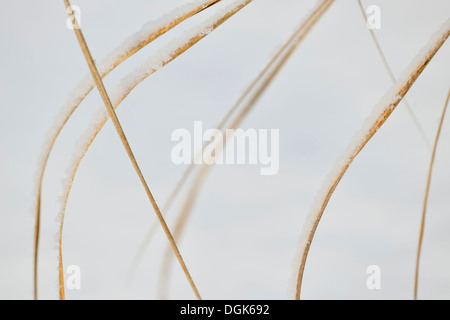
[293,20,450,300]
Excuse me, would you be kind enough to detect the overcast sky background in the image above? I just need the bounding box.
[0,0,449,300]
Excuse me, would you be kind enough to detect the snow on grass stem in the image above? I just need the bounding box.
[154,0,336,299]
[57,0,254,300]
[414,89,450,300]
[293,19,450,300]
[33,0,222,300]
[356,0,431,150]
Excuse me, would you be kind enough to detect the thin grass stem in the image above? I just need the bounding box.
[414,89,450,300]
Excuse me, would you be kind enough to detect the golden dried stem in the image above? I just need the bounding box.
[414,89,450,300]
[155,0,335,299]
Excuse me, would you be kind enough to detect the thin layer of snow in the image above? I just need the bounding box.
[290,17,450,299]
[56,108,108,226]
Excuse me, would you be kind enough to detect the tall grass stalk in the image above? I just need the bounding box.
[293,21,450,300]
[33,0,222,300]
[414,89,450,300]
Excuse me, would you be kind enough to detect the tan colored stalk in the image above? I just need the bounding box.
[414,89,450,300]
[294,23,450,300]
[33,0,222,300]
[156,0,336,299]
[356,0,431,150]
[61,0,202,300]
[57,0,253,300]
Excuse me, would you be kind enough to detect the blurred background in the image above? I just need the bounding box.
[0,0,449,299]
